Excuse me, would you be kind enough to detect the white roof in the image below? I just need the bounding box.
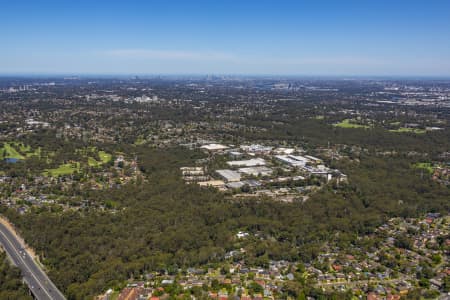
[200,143,229,151]
[274,147,295,154]
[229,151,244,155]
[238,166,273,176]
[288,155,309,162]
[226,181,246,189]
[241,144,273,152]
[275,155,306,167]
[216,169,241,182]
[227,158,267,167]
[180,166,203,171]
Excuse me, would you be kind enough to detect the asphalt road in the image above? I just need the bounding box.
[0,222,66,300]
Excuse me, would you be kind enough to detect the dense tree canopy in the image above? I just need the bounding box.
[0,251,32,300]
[1,145,448,299]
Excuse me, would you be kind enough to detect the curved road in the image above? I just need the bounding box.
[0,222,66,300]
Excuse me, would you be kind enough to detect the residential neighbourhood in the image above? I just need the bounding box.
[2,1,450,299]
[98,214,450,300]
[0,143,142,212]
[0,77,449,299]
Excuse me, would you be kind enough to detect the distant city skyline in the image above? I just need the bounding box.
[2,0,450,76]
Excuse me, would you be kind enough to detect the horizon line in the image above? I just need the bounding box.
[1,73,450,80]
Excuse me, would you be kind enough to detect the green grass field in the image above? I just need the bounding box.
[2,143,112,175]
[88,157,101,167]
[44,163,80,177]
[413,162,434,174]
[98,151,112,163]
[334,119,370,129]
[88,151,112,167]
[0,142,42,160]
[134,137,147,145]
[389,127,426,134]
[0,143,25,160]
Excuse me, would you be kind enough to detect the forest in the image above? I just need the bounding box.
[0,251,32,299]
[1,142,449,299]
[0,81,449,298]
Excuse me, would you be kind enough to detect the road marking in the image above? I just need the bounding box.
[0,224,66,299]
[0,226,55,299]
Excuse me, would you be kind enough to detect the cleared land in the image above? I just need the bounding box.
[99,151,112,163]
[0,142,41,160]
[0,143,25,159]
[413,162,434,173]
[88,151,112,167]
[44,163,80,177]
[389,127,426,134]
[334,119,370,129]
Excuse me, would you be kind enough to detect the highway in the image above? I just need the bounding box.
[0,221,66,300]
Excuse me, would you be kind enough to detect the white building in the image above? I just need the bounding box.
[273,147,296,155]
[238,166,273,177]
[275,155,307,167]
[240,144,273,154]
[216,169,241,182]
[236,231,249,239]
[200,143,229,152]
[227,158,267,167]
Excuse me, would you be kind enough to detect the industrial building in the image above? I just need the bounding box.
[197,180,225,188]
[238,166,273,177]
[215,169,241,182]
[240,144,273,154]
[275,155,307,167]
[226,181,246,189]
[200,143,229,152]
[227,158,267,167]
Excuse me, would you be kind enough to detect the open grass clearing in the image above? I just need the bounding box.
[389,127,426,134]
[0,143,25,160]
[333,119,370,129]
[413,162,434,174]
[44,162,80,177]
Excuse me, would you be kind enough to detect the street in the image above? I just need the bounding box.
[0,221,66,300]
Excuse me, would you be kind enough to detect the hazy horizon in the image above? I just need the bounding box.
[2,0,450,76]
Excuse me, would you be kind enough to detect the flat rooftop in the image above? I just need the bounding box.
[227,158,267,167]
[238,166,273,176]
[200,143,229,151]
[216,169,241,182]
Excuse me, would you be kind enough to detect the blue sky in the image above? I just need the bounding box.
[1,0,450,76]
